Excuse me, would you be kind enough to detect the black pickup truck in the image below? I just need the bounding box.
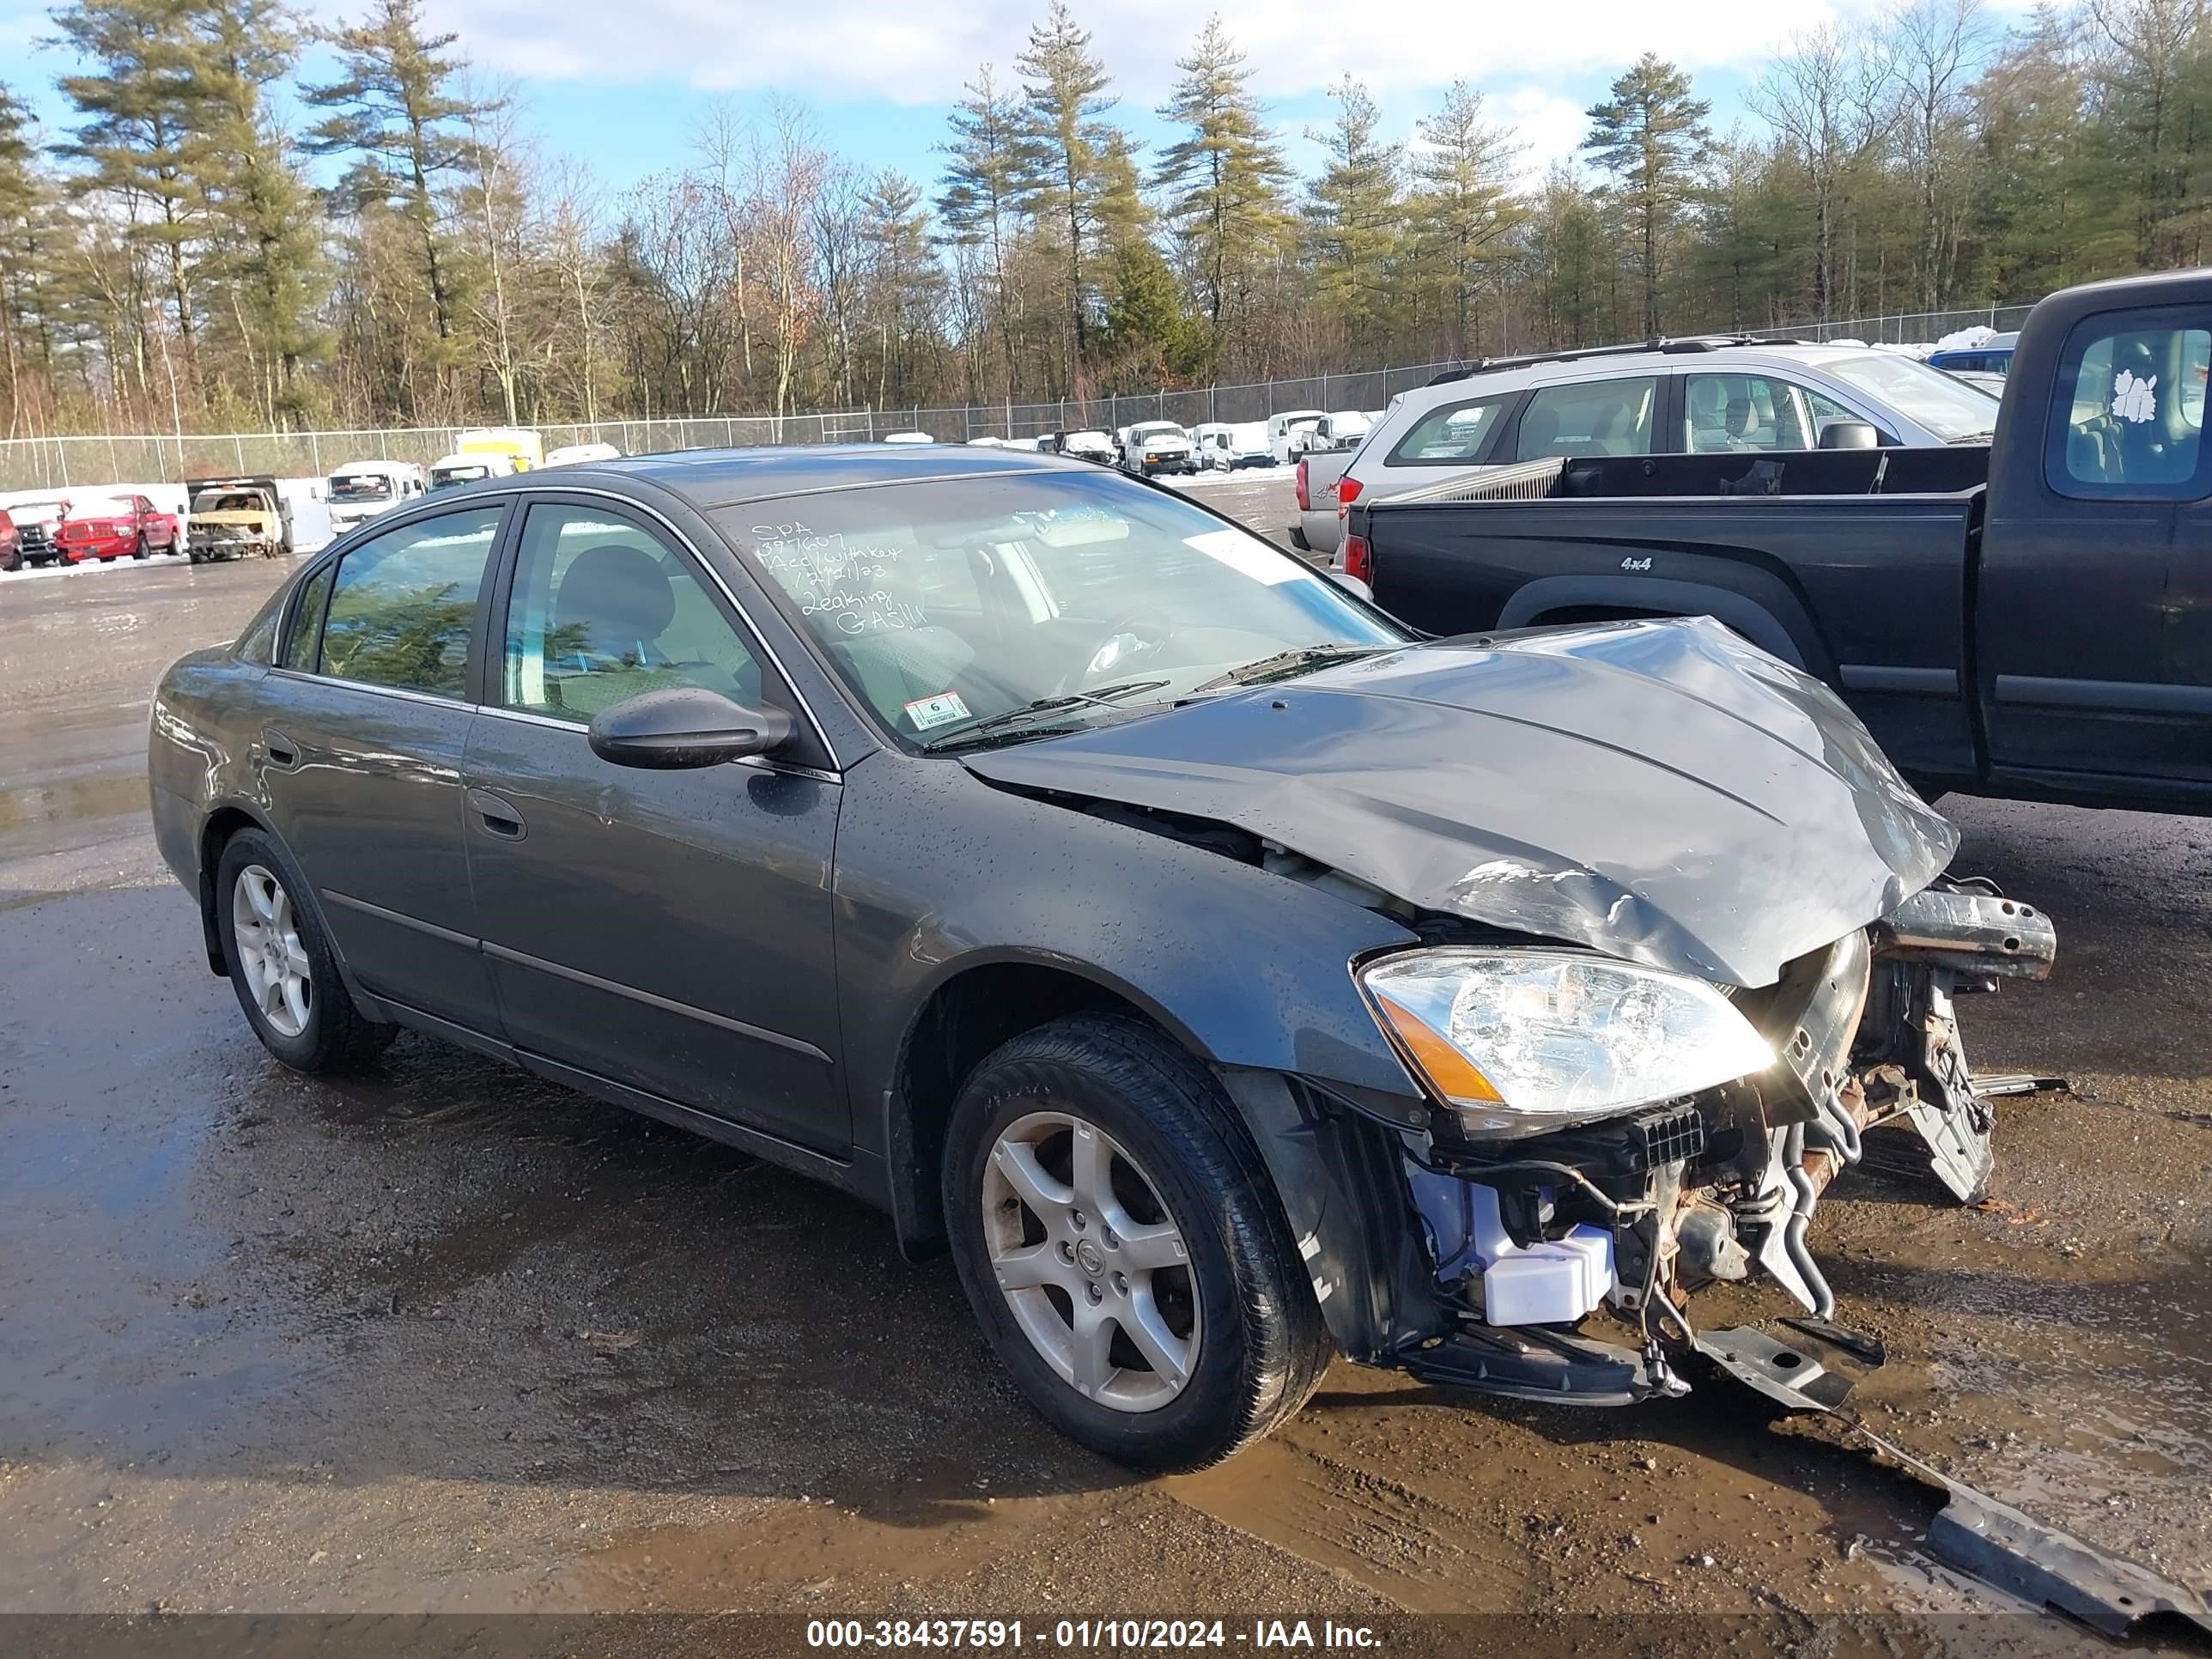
[1346,268,2212,814]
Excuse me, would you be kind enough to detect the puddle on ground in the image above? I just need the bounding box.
[555,1482,1095,1611]
[0,773,150,831]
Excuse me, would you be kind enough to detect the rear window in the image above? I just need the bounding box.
[1390,395,1510,464]
[2049,312,2211,498]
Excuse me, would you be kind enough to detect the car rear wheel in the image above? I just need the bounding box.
[215,828,397,1073]
[943,1013,1331,1472]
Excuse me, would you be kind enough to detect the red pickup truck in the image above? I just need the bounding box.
[56,494,179,563]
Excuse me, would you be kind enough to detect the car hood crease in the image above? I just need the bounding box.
[963,617,1958,987]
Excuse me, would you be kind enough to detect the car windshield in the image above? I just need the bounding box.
[1131,424,1182,441]
[102,496,137,514]
[720,471,1406,750]
[432,465,489,487]
[193,492,261,513]
[15,500,65,518]
[1824,352,2001,441]
[330,474,393,501]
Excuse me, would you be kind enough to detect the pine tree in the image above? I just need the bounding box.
[1154,16,1291,346]
[1014,0,1124,389]
[1582,53,1712,334]
[936,66,1027,410]
[1411,81,1524,356]
[1305,77,1401,362]
[860,170,944,409]
[0,83,51,428]
[196,0,326,418]
[1097,235,1204,387]
[50,0,210,379]
[304,0,495,357]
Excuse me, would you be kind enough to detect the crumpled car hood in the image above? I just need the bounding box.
[963,617,1957,987]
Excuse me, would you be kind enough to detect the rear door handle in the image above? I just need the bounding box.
[263,728,298,769]
[466,787,527,841]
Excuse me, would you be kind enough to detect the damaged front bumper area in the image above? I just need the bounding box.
[1388,880,2057,1407]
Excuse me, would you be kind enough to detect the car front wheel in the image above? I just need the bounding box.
[215,828,397,1073]
[943,1013,1331,1472]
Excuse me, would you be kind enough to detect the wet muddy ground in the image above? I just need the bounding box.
[1,500,2207,1649]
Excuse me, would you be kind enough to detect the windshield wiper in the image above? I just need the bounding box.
[1192,643,1385,692]
[921,678,1171,751]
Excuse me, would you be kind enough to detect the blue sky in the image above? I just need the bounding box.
[2,0,2022,205]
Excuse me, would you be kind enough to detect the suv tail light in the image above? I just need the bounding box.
[1342,531,1372,583]
[1294,458,1310,512]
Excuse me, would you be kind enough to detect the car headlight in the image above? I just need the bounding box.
[1357,948,1773,1136]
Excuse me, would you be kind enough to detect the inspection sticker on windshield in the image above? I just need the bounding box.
[903,691,970,731]
[1184,527,1309,586]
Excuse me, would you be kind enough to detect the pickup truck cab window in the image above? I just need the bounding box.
[501,504,765,720]
[2051,314,2210,498]
[314,507,503,697]
[1514,377,1656,460]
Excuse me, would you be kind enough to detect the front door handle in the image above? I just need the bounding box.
[466,787,527,841]
[263,728,299,769]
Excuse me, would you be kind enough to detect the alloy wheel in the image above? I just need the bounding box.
[232,864,311,1038]
[981,1110,1199,1412]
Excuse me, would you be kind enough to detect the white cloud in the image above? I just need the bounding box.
[373,0,1853,109]
[1497,88,1592,185]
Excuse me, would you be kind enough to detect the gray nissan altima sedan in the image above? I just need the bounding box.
[149,445,2055,1471]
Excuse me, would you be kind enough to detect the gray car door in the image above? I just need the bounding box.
[460,495,848,1155]
[261,503,508,1033]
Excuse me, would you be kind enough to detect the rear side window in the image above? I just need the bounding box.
[1390,395,1510,464]
[1515,378,1657,460]
[2051,312,2211,498]
[315,507,502,696]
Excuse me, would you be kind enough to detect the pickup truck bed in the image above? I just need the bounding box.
[1352,396,2212,816]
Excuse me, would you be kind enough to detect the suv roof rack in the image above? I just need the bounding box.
[1423,333,1815,386]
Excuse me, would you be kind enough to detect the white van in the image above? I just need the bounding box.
[1268,410,1327,465]
[325,460,428,537]
[429,452,517,490]
[544,441,623,466]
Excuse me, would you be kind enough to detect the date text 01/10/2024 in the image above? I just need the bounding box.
[803,1619,1382,1649]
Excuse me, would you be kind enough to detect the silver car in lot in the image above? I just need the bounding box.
[1303,337,2004,561]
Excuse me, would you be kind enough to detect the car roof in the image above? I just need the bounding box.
[528,442,1111,507]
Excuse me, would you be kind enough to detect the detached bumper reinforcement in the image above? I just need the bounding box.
[1698,1318,2212,1638]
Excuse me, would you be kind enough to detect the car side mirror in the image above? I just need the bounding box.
[1329,571,1374,602]
[1817,420,1881,450]
[587,686,793,769]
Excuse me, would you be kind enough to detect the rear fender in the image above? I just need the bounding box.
[1498,574,1827,675]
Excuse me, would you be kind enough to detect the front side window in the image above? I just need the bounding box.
[1515,378,1657,460]
[721,471,1405,749]
[1391,395,1509,464]
[2051,313,2211,496]
[316,508,501,696]
[501,505,763,722]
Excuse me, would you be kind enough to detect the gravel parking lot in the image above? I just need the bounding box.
[2,477,2207,1648]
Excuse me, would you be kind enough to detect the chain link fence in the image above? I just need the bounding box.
[0,301,2033,492]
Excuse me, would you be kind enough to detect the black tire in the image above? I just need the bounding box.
[942,1012,1331,1473]
[214,827,398,1073]
[131,533,149,560]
